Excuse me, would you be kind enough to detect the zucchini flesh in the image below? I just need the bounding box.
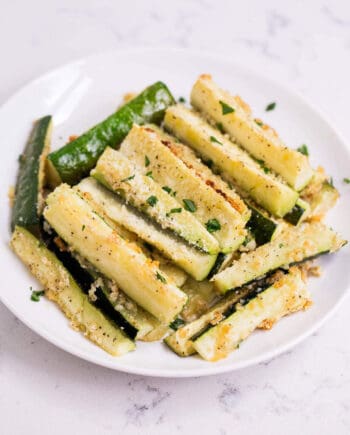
[91,147,220,255]
[76,177,216,280]
[10,226,135,356]
[212,221,346,293]
[164,104,298,217]
[119,125,246,253]
[190,75,313,191]
[193,269,311,361]
[11,116,52,233]
[284,198,310,226]
[43,184,187,323]
[47,82,175,185]
[165,280,265,357]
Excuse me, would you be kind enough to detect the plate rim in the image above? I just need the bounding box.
[1,47,349,377]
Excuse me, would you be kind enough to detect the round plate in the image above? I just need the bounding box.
[1,48,349,377]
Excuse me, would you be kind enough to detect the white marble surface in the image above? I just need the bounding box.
[1,0,350,433]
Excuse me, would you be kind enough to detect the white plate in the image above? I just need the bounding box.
[1,48,349,377]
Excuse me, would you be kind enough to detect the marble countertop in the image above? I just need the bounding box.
[1,1,350,433]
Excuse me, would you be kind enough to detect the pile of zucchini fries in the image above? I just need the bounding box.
[10,75,346,362]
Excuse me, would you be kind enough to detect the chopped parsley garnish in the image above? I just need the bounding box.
[210,136,223,145]
[178,96,186,103]
[162,186,172,194]
[166,208,182,217]
[256,159,270,173]
[162,186,176,196]
[205,218,221,233]
[279,243,284,248]
[219,100,235,115]
[82,225,86,231]
[297,144,309,156]
[265,102,276,111]
[216,122,225,133]
[145,155,150,167]
[146,171,153,179]
[156,271,167,283]
[169,318,185,330]
[146,195,158,207]
[255,119,263,127]
[183,199,197,212]
[121,174,135,182]
[329,177,334,187]
[30,287,45,302]
[343,178,350,184]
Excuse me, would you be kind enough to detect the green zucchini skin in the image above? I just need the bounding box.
[11,115,52,233]
[284,199,310,226]
[284,204,304,225]
[247,205,278,246]
[47,82,175,185]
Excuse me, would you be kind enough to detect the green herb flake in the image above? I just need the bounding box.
[178,96,186,103]
[210,136,223,146]
[256,158,270,174]
[156,271,167,283]
[297,144,309,156]
[162,186,172,194]
[329,177,334,187]
[183,199,197,212]
[146,195,158,207]
[146,171,154,179]
[145,155,150,167]
[166,208,182,217]
[343,178,350,184]
[82,225,86,231]
[169,318,185,331]
[121,174,135,182]
[205,218,221,233]
[265,102,276,111]
[255,119,263,127]
[216,122,225,133]
[219,100,235,115]
[30,287,45,302]
[279,243,284,248]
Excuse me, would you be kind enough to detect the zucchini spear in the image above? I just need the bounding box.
[11,115,52,233]
[190,75,314,191]
[76,178,217,280]
[10,226,135,356]
[212,221,346,293]
[47,82,175,185]
[164,104,298,217]
[194,269,311,361]
[119,125,247,253]
[91,147,220,255]
[43,184,187,323]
